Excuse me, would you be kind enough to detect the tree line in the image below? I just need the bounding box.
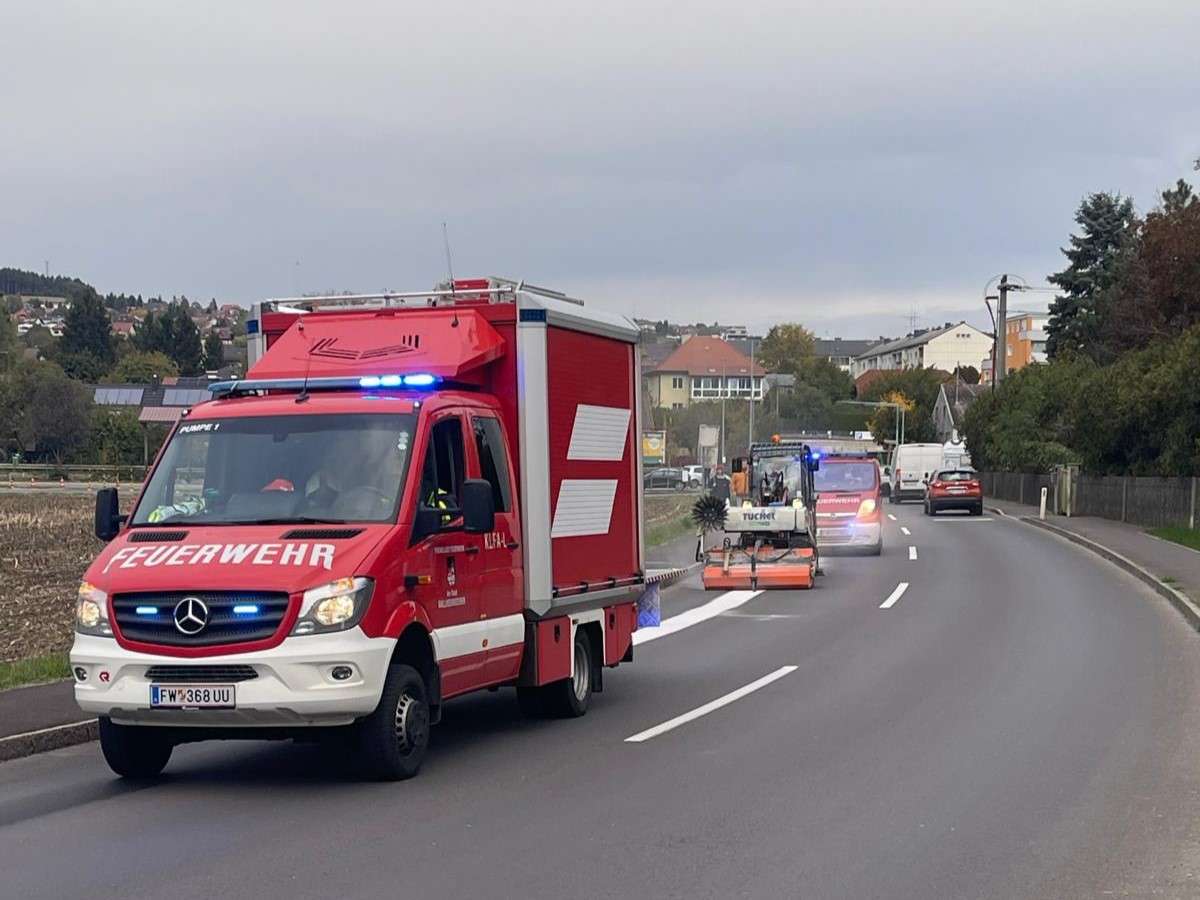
[965,173,1200,475]
[1,268,234,465]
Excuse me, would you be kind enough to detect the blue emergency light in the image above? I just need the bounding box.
[135,606,158,616]
[232,605,260,615]
[358,373,439,389]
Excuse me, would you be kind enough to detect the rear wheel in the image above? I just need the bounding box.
[543,630,593,719]
[98,717,173,779]
[971,503,983,516]
[356,664,430,780]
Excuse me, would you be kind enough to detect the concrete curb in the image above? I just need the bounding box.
[991,506,1200,634]
[0,719,97,764]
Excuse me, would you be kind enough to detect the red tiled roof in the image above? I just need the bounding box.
[654,335,765,377]
[139,407,184,423]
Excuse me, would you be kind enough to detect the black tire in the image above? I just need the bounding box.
[98,716,173,779]
[971,503,983,516]
[541,630,593,719]
[870,541,883,556]
[356,664,430,781]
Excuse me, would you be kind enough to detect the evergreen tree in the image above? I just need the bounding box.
[203,332,224,370]
[167,301,205,375]
[1045,193,1138,359]
[60,290,115,372]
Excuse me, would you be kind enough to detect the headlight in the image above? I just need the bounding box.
[856,498,877,518]
[291,577,373,636]
[75,582,113,637]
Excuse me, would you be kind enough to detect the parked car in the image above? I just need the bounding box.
[682,465,706,489]
[644,467,686,490]
[923,468,983,516]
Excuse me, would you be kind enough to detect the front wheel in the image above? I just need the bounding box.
[98,716,173,779]
[356,664,430,780]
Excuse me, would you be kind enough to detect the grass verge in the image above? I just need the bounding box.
[0,653,70,691]
[1149,526,1200,553]
[646,514,698,549]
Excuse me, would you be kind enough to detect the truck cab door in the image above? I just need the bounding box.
[468,412,525,683]
[409,411,487,697]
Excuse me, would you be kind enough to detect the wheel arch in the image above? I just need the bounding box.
[390,623,441,720]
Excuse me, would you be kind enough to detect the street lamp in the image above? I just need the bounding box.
[835,399,907,447]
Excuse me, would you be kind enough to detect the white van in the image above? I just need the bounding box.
[888,443,945,502]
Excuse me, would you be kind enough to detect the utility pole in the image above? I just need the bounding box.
[719,363,727,464]
[995,274,1010,384]
[747,337,755,455]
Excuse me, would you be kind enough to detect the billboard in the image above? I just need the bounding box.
[642,431,667,465]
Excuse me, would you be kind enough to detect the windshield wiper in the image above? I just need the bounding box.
[224,516,352,525]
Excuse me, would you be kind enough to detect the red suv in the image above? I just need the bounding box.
[923,468,983,516]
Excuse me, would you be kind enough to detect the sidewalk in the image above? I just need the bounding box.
[989,497,1200,613]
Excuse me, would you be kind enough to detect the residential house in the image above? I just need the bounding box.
[645,335,765,410]
[814,338,880,373]
[932,377,987,442]
[851,322,992,378]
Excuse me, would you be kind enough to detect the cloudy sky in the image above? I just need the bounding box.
[3,1,1197,337]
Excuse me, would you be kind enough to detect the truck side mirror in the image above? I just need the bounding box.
[95,488,123,541]
[462,479,495,534]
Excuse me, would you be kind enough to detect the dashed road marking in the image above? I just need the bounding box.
[625,666,799,743]
[880,582,909,609]
[909,545,918,560]
[901,526,911,536]
[887,513,897,521]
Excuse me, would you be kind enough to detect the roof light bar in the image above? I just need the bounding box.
[209,374,443,398]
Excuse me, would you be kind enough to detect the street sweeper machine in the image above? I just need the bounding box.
[696,440,821,590]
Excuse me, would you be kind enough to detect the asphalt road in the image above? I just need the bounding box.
[4,504,1200,898]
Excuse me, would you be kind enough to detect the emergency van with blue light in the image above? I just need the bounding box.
[71,278,645,780]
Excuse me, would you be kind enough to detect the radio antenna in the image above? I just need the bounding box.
[295,318,312,404]
[442,222,456,289]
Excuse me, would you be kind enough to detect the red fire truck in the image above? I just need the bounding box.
[71,278,645,780]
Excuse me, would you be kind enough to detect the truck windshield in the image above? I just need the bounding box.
[813,462,877,492]
[131,413,417,526]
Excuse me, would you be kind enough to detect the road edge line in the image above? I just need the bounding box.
[0,719,97,764]
[1002,512,1200,634]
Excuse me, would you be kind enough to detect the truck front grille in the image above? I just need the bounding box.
[112,591,291,647]
[145,665,259,682]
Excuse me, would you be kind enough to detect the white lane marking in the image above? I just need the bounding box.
[625,666,798,743]
[930,517,993,522]
[887,513,897,521]
[633,590,762,645]
[909,545,918,560]
[900,526,911,536]
[880,582,909,609]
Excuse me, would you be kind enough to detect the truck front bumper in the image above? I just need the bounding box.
[70,630,394,728]
[816,519,881,549]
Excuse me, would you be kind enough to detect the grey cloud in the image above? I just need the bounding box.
[1,1,1196,337]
